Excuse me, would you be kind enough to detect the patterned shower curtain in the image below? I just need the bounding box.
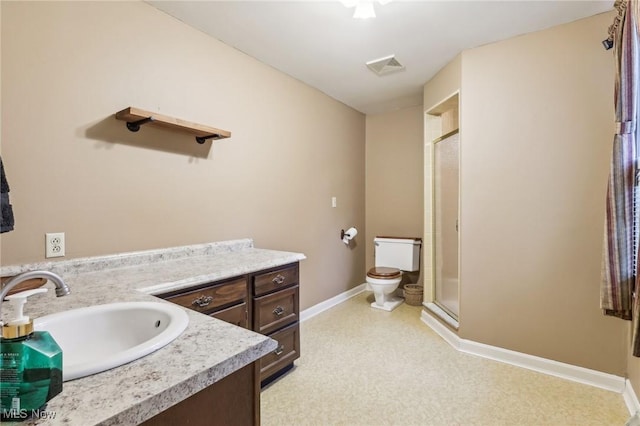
[601,0,640,355]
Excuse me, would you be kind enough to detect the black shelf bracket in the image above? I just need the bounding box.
[126,116,155,132]
[195,134,222,144]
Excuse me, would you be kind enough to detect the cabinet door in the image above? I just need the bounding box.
[211,302,248,329]
[253,286,299,335]
[141,362,258,426]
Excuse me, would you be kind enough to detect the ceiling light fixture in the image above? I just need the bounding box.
[341,0,392,20]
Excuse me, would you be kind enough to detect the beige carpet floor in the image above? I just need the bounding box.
[261,292,629,426]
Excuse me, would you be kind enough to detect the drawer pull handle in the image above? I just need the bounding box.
[272,274,286,285]
[274,345,284,356]
[192,295,213,308]
[273,306,285,317]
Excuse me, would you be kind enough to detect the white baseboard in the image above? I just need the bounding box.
[625,379,640,416]
[420,310,626,395]
[300,283,366,322]
[421,306,461,350]
[424,302,459,329]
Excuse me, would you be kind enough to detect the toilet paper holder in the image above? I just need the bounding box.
[341,227,358,244]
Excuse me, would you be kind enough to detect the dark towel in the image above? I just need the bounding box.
[0,156,8,193]
[1,156,14,233]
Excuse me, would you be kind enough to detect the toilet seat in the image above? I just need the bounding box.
[366,267,401,279]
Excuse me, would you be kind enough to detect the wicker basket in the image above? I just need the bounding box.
[403,284,423,306]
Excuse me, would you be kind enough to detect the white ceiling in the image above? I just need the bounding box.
[148,1,613,115]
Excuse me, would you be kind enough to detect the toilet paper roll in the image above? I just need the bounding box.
[342,227,358,244]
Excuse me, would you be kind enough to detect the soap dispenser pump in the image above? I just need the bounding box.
[0,288,63,419]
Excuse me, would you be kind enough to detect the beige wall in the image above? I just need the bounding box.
[365,106,423,275]
[452,11,626,375]
[0,1,366,311]
[423,55,461,115]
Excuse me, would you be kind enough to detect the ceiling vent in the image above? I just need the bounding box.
[366,55,405,76]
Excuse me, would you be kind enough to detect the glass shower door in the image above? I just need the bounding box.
[433,131,459,319]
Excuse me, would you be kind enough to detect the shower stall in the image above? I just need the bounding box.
[433,130,459,318]
[425,92,460,325]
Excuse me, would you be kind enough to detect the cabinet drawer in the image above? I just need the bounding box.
[164,278,247,314]
[253,286,298,335]
[210,302,248,329]
[253,264,298,296]
[260,322,300,383]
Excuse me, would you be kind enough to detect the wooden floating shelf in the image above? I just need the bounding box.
[115,107,231,144]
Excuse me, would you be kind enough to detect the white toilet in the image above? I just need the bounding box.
[366,237,422,311]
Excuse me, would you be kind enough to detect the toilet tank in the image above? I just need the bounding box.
[374,237,422,271]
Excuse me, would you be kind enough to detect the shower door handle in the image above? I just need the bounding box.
[456,219,458,232]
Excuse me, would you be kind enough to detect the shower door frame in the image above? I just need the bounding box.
[431,129,460,320]
[424,91,461,328]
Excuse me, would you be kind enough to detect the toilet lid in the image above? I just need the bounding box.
[367,267,401,279]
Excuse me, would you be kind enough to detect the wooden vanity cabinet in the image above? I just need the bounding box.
[158,262,300,388]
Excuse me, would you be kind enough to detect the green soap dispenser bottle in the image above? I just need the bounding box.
[0,288,63,419]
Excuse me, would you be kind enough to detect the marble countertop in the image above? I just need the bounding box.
[0,239,305,425]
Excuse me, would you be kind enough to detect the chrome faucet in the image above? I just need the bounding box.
[0,270,70,325]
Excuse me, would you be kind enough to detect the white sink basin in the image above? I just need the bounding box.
[34,301,189,381]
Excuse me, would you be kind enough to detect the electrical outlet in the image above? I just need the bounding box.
[45,232,65,258]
